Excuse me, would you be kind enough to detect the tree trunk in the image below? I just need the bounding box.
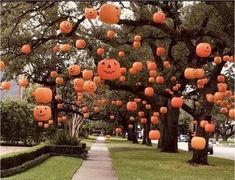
[146,115,152,146]
[132,124,139,144]
[142,125,146,144]
[127,129,132,141]
[158,101,179,152]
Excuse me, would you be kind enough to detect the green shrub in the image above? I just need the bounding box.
[52,131,81,146]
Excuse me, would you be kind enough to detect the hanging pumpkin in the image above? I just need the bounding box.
[126,101,137,111]
[52,46,60,53]
[138,111,145,118]
[184,68,195,79]
[152,12,166,24]
[217,75,225,82]
[18,78,28,87]
[119,76,126,82]
[151,116,159,125]
[148,77,155,83]
[149,130,160,140]
[228,109,235,119]
[21,44,31,54]
[61,44,71,52]
[133,41,141,49]
[120,67,127,74]
[134,35,141,42]
[160,107,167,114]
[68,64,81,76]
[76,39,86,49]
[156,76,165,84]
[194,68,205,79]
[83,80,97,94]
[171,97,183,108]
[74,78,85,88]
[60,21,72,34]
[145,104,151,109]
[94,107,100,113]
[130,116,135,121]
[96,48,105,56]
[116,100,123,107]
[191,136,206,150]
[196,43,212,58]
[106,30,116,39]
[156,47,165,56]
[82,70,93,80]
[1,81,11,90]
[129,68,137,75]
[214,92,225,101]
[140,118,147,124]
[200,120,208,128]
[97,58,121,80]
[99,4,121,24]
[217,83,227,92]
[144,87,154,97]
[50,71,58,78]
[147,62,157,70]
[205,124,215,133]
[132,62,143,72]
[34,87,52,104]
[93,76,101,84]
[115,127,122,134]
[206,94,214,103]
[55,77,64,85]
[0,60,5,70]
[118,51,125,57]
[128,124,133,129]
[84,8,97,19]
[214,56,222,64]
[149,70,157,77]
[33,106,51,121]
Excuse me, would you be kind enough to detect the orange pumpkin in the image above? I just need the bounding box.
[52,46,60,53]
[120,67,127,74]
[133,41,141,49]
[200,120,208,128]
[21,44,31,54]
[149,70,157,77]
[50,71,58,78]
[94,107,100,113]
[184,68,195,79]
[126,101,137,111]
[1,81,11,90]
[60,21,72,34]
[217,83,227,92]
[171,97,183,108]
[214,92,225,101]
[153,112,160,117]
[140,118,147,124]
[214,56,222,64]
[134,35,141,42]
[84,113,89,118]
[156,47,165,56]
[34,87,52,104]
[147,62,157,70]
[93,76,101,84]
[148,77,155,83]
[206,94,214,103]
[129,68,138,75]
[33,106,51,121]
[217,75,225,82]
[48,120,54,125]
[145,104,151,109]
[138,111,145,118]
[118,51,125,57]
[44,123,49,129]
[119,76,126,82]
[128,124,133,129]
[99,4,121,24]
[61,44,71,52]
[106,30,116,39]
[149,130,160,140]
[84,8,97,19]
[225,90,232,97]
[55,77,64,85]
[96,48,105,56]
[151,116,159,125]
[115,127,122,134]
[156,76,165,84]
[18,78,28,87]
[160,107,167,114]
[191,136,206,150]
[196,43,212,58]
[144,87,154,97]
[223,55,230,62]
[82,106,88,113]
[194,68,205,79]
[97,58,121,80]
[0,60,5,71]
[77,93,83,101]
[68,64,81,76]
[153,12,166,24]
[205,124,215,133]
[220,107,228,113]
[74,78,85,88]
[76,39,86,49]
[83,80,97,94]
[82,70,93,80]
[228,109,235,119]
[116,100,123,107]
[38,122,43,127]
[132,62,143,72]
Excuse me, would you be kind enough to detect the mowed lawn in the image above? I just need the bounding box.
[106,138,234,180]
[3,156,83,180]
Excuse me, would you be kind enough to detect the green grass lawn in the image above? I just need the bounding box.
[106,138,234,180]
[3,156,83,180]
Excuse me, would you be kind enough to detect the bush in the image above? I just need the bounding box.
[52,131,81,146]
[0,98,56,145]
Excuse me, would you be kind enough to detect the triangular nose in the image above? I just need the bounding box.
[108,65,111,68]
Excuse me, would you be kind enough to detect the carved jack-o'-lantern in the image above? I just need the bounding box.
[97,58,121,80]
[68,65,81,76]
[126,101,137,111]
[33,87,52,104]
[196,43,212,58]
[84,8,97,19]
[99,4,121,24]
[83,80,97,94]
[33,106,51,121]
[60,21,72,34]
[73,78,84,92]
[153,12,166,24]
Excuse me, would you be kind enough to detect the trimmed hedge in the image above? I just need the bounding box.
[0,143,87,177]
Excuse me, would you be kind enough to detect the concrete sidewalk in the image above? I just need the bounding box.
[71,136,118,180]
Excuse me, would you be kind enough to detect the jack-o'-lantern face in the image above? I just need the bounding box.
[60,21,72,34]
[97,58,121,80]
[99,4,121,24]
[68,65,81,76]
[196,43,212,58]
[84,8,97,19]
[83,80,97,94]
[127,101,138,111]
[73,78,84,87]
[33,106,51,121]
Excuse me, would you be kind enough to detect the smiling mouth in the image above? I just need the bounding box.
[37,113,46,117]
[103,70,115,74]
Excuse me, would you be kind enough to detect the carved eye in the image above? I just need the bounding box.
[44,107,47,110]
[114,62,117,65]
[102,62,105,65]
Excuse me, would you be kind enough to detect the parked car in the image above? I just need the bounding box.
[178,135,188,142]
[188,139,213,154]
